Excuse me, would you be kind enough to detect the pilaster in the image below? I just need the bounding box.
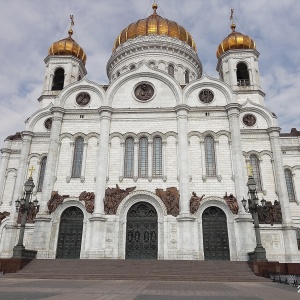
[225,104,247,211]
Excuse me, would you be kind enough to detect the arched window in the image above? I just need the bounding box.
[153,137,162,177]
[185,70,190,83]
[52,68,65,90]
[284,169,296,202]
[138,137,148,178]
[37,157,47,192]
[72,137,84,178]
[249,155,262,191]
[204,136,217,177]
[124,138,134,178]
[236,62,250,86]
[168,64,174,77]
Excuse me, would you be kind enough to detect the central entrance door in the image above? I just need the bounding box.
[126,202,158,259]
[56,206,83,259]
[202,206,230,260]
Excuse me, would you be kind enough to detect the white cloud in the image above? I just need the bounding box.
[0,0,299,144]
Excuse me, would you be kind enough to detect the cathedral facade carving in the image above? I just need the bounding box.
[0,4,299,262]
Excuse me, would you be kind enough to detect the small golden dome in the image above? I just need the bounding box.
[113,3,197,52]
[216,23,256,58]
[48,22,87,65]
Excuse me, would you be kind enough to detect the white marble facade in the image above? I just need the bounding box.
[0,8,300,262]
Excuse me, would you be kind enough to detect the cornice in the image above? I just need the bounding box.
[107,35,202,79]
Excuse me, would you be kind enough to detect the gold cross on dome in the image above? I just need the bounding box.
[28,166,36,178]
[230,8,234,22]
[246,163,253,177]
[70,15,74,26]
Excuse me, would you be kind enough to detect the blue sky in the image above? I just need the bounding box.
[0,0,299,144]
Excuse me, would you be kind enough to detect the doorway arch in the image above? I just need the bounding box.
[202,206,230,260]
[56,206,84,259]
[125,202,158,259]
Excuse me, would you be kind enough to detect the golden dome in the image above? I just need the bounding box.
[49,27,87,65]
[113,3,197,52]
[216,23,256,58]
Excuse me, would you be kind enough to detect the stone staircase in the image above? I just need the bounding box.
[5,259,270,282]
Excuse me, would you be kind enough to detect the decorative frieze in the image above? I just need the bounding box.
[223,192,239,214]
[17,203,39,224]
[47,191,69,214]
[79,191,95,213]
[258,200,282,225]
[155,187,179,217]
[104,185,136,215]
[190,192,205,214]
[0,211,10,224]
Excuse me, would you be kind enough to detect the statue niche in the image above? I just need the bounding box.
[223,192,239,215]
[190,192,205,214]
[155,187,179,217]
[104,184,136,215]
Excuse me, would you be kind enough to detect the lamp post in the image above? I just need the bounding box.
[242,174,267,261]
[12,172,39,259]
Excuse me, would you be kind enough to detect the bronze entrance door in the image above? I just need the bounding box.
[56,207,83,259]
[202,206,230,260]
[126,202,158,259]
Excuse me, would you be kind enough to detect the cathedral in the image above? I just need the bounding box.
[0,3,299,262]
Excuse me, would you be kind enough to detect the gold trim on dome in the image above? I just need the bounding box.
[216,22,256,58]
[48,15,87,65]
[113,3,197,52]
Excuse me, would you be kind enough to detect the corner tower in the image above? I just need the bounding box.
[216,15,264,104]
[39,16,87,107]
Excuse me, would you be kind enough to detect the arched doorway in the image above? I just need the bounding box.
[202,206,230,260]
[126,202,158,259]
[56,206,83,259]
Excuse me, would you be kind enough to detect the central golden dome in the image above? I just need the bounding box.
[113,3,197,52]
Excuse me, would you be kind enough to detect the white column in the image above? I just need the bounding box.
[162,141,167,181]
[267,128,292,224]
[40,107,65,213]
[228,140,235,180]
[106,142,111,182]
[133,140,138,182]
[119,142,125,181]
[175,105,191,215]
[148,140,153,181]
[0,148,11,204]
[11,131,34,217]
[267,127,298,259]
[94,107,113,215]
[225,104,247,208]
[215,140,222,181]
[200,140,206,181]
[66,141,75,183]
[80,141,88,182]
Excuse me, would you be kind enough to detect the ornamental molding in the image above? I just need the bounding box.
[110,131,177,143]
[5,168,17,177]
[242,150,273,160]
[183,78,233,105]
[188,130,230,142]
[195,196,235,222]
[106,69,182,105]
[107,35,202,79]
[59,132,99,143]
[26,103,53,131]
[116,189,168,217]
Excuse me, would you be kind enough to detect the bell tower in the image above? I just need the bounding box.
[39,16,87,108]
[216,10,264,104]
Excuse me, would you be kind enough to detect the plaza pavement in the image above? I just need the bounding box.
[0,277,300,300]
